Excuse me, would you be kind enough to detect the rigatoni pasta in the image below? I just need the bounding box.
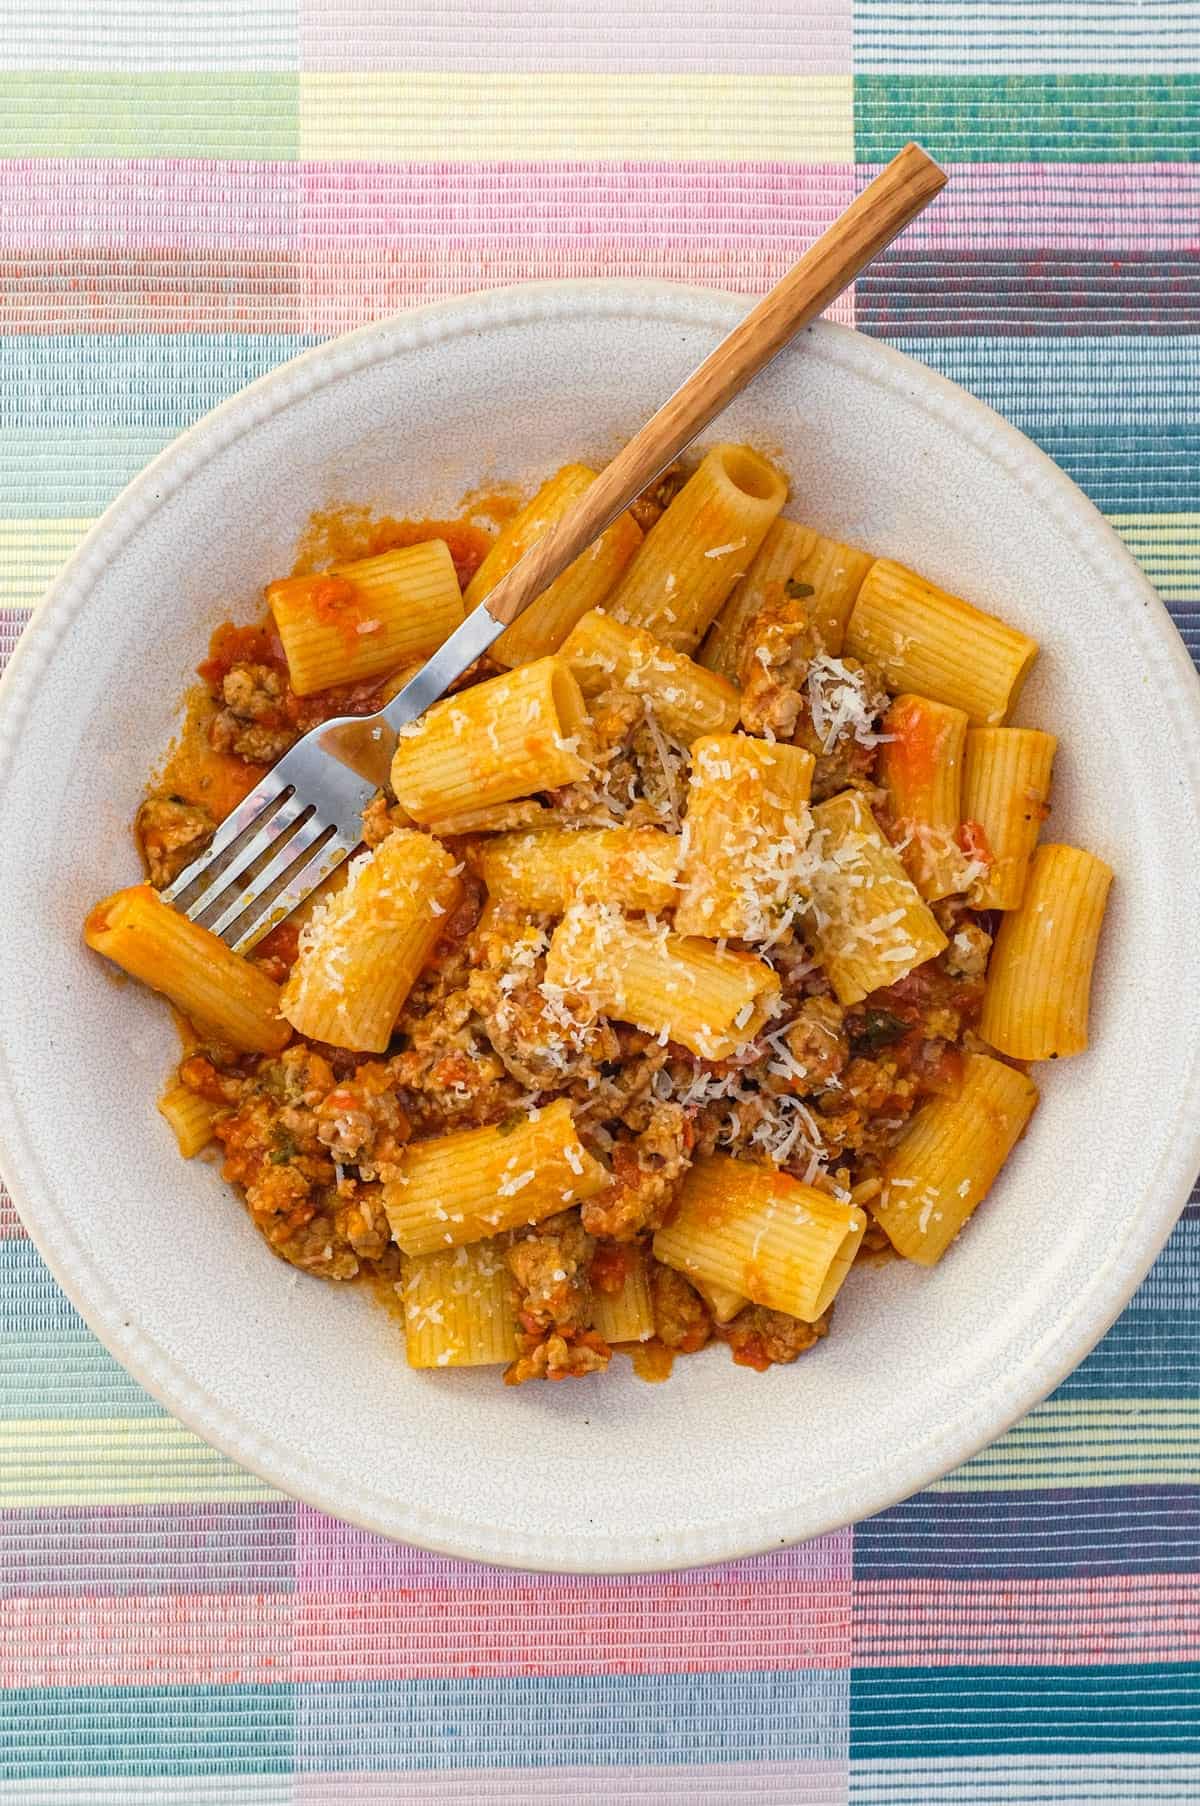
[559,609,741,743]
[280,831,461,1052]
[401,1239,521,1368]
[980,844,1113,1060]
[545,904,780,1059]
[873,1054,1039,1265]
[805,792,948,1003]
[962,727,1057,910]
[267,541,464,696]
[654,1155,866,1321]
[673,735,814,940]
[390,655,592,822]
[158,1079,228,1157]
[465,464,644,667]
[383,1099,608,1257]
[700,518,873,678]
[84,885,289,1053]
[845,558,1038,726]
[878,693,970,902]
[480,826,679,914]
[608,444,788,651]
[95,438,1113,1392]
[591,1254,655,1344]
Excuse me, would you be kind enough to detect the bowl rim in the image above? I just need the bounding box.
[1,277,1199,1572]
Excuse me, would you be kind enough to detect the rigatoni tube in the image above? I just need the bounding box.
[979,843,1113,1060]
[673,735,814,940]
[544,904,780,1060]
[401,1239,521,1368]
[158,1079,229,1157]
[464,464,643,667]
[653,1155,866,1321]
[873,1053,1038,1264]
[878,692,970,902]
[389,655,593,823]
[280,830,462,1053]
[805,792,948,1004]
[267,541,464,696]
[962,727,1057,910]
[845,559,1038,726]
[591,1252,655,1344]
[382,1098,608,1256]
[700,518,873,679]
[607,444,788,652]
[558,608,740,744]
[479,826,680,915]
[84,884,289,1054]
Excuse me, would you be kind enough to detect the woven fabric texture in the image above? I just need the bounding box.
[0,2,1198,1799]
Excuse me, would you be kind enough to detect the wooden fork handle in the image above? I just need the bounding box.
[483,141,946,629]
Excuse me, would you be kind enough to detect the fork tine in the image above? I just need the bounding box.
[204,811,329,940]
[160,776,297,910]
[228,832,359,953]
[185,796,310,927]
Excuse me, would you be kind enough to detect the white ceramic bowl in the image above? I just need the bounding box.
[1,281,1198,1573]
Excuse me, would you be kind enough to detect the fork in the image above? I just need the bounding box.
[163,142,946,950]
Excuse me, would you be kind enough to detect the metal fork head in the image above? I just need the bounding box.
[160,713,381,951]
[159,605,506,951]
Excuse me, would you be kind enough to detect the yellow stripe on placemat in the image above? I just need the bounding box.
[0,1417,280,1506]
[0,518,94,610]
[298,73,854,161]
[933,1398,1200,1491]
[1108,512,1200,600]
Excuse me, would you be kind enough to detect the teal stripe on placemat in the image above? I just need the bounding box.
[854,75,1200,162]
[0,74,300,159]
[0,334,315,429]
[0,1332,163,1420]
[849,1664,1200,1757]
[882,336,1200,514]
[0,1684,297,1779]
[3,335,1196,522]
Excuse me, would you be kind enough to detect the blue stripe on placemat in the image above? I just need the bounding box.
[0,1672,850,1777]
[855,1488,1200,1580]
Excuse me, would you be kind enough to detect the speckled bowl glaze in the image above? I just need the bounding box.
[1,282,1198,1572]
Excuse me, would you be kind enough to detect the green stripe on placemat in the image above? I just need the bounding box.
[854,75,1200,162]
[0,74,300,159]
[0,1419,282,1506]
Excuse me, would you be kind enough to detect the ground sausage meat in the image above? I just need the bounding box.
[209,661,298,763]
[718,1304,831,1369]
[650,1262,712,1353]
[582,1101,693,1240]
[136,796,215,888]
[504,1210,612,1385]
[737,595,818,740]
[780,996,848,1091]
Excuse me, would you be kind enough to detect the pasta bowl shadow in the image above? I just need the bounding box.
[0,280,1198,1571]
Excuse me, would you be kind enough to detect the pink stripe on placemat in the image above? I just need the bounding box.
[296,1505,851,1592]
[300,0,851,76]
[301,247,855,336]
[0,1181,27,1239]
[300,161,858,245]
[293,1576,852,1680]
[0,161,299,252]
[294,1762,848,1803]
[892,163,1200,254]
[852,1574,1200,1667]
[0,249,303,336]
[0,1589,294,1688]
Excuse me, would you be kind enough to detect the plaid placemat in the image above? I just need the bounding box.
[1,3,1198,1800]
